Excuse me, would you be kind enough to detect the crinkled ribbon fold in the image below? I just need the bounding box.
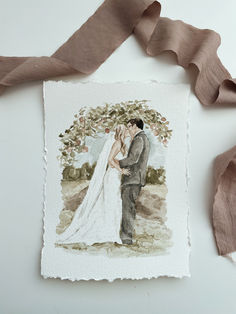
[1,0,235,256]
[213,147,236,256]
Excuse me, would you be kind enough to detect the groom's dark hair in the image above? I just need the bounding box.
[127,118,144,130]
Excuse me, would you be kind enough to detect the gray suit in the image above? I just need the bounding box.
[119,130,150,243]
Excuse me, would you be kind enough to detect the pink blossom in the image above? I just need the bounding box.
[82,146,88,153]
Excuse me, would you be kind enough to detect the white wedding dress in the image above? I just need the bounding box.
[56,132,126,245]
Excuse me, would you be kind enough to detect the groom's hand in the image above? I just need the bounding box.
[122,168,131,176]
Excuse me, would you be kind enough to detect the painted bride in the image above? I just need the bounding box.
[56,125,130,245]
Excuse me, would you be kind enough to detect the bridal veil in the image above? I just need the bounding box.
[56,132,115,244]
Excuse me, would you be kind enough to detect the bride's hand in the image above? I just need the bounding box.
[122,168,131,176]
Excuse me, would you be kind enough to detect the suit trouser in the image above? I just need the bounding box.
[120,184,141,242]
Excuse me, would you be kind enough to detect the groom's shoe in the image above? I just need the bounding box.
[122,239,133,245]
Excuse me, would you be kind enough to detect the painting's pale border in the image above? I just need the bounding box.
[41,81,191,281]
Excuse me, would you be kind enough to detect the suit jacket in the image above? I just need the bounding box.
[119,130,150,187]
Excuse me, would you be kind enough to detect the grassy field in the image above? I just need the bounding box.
[55,180,173,257]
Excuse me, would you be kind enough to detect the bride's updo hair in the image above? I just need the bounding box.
[114,124,127,156]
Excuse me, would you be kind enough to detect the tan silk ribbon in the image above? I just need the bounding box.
[0,0,235,256]
[213,147,236,256]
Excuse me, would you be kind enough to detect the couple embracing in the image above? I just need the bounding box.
[56,118,150,247]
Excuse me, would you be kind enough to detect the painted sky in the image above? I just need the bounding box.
[73,126,167,169]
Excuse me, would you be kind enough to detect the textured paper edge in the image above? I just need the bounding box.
[40,80,192,282]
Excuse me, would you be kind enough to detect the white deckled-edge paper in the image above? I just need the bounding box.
[41,81,191,281]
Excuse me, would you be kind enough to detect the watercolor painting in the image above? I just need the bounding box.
[54,99,173,257]
[41,81,191,280]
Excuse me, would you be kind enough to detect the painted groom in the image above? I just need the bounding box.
[116,118,150,245]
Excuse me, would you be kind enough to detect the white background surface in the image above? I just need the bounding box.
[0,0,236,313]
